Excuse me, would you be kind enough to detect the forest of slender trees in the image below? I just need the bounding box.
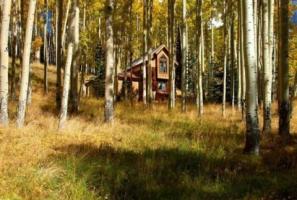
[0,0,295,155]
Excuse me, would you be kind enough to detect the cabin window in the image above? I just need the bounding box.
[159,56,167,73]
[158,81,167,92]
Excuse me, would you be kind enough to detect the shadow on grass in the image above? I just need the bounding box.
[51,142,297,200]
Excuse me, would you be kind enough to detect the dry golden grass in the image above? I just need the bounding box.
[0,63,296,200]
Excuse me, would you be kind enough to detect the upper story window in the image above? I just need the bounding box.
[159,56,167,73]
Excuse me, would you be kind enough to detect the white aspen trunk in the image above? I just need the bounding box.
[210,0,215,83]
[0,0,12,126]
[237,0,242,110]
[181,0,187,112]
[237,37,242,109]
[58,0,77,129]
[168,0,175,109]
[262,0,272,134]
[104,0,114,123]
[278,0,290,136]
[200,19,204,115]
[147,0,153,104]
[199,29,204,115]
[268,0,275,97]
[44,0,49,94]
[253,0,258,61]
[230,21,235,110]
[128,0,133,104]
[211,0,214,62]
[222,43,227,117]
[195,0,202,116]
[11,0,17,100]
[243,0,260,154]
[240,0,246,119]
[142,0,147,105]
[61,0,71,49]
[222,0,228,118]
[16,0,36,128]
[58,43,73,129]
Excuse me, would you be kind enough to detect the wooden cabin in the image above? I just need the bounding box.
[117,45,177,101]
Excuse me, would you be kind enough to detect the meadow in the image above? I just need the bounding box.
[0,64,297,200]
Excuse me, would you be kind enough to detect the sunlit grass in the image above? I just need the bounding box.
[0,63,297,199]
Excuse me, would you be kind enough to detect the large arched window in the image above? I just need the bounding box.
[159,56,167,73]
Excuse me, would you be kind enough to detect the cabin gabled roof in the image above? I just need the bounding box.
[129,44,168,69]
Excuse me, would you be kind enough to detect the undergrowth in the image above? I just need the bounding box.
[0,64,297,200]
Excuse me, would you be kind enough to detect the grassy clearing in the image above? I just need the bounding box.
[0,63,297,200]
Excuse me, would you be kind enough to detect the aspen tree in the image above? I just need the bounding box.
[262,0,272,134]
[104,0,115,122]
[0,0,12,126]
[168,0,175,109]
[222,0,228,118]
[44,0,49,94]
[239,0,246,119]
[196,0,203,116]
[16,0,37,128]
[142,0,147,104]
[11,0,17,100]
[237,0,242,109]
[58,1,77,129]
[61,0,71,50]
[181,0,187,112]
[199,12,204,115]
[147,0,153,105]
[243,0,260,154]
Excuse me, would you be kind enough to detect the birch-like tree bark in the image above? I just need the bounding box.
[196,0,203,116]
[147,0,153,105]
[239,0,246,120]
[181,0,187,112]
[199,14,204,115]
[142,0,147,105]
[243,0,260,154]
[262,0,272,134]
[230,20,235,110]
[222,0,228,118]
[268,0,274,98]
[43,0,49,94]
[128,0,134,104]
[58,2,76,129]
[237,0,242,109]
[16,0,37,128]
[0,0,12,126]
[61,0,71,50]
[58,43,73,129]
[278,0,290,136]
[168,0,175,109]
[10,0,18,100]
[104,0,114,123]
